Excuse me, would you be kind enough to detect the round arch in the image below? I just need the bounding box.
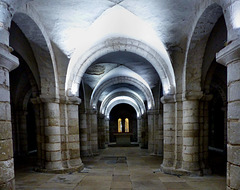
[91,76,154,110]
[105,96,141,119]
[183,2,227,95]
[13,4,59,98]
[100,88,146,115]
[66,37,176,97]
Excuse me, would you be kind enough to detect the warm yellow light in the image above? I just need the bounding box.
[125,118,129,133]
[118,118,122,133]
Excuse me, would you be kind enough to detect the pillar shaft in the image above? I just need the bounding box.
[137,118,142,144]
[98,115,106,149]
[147,111,154,153]
[173,97,183,169]
[148,110,163,155]
[0,1,12,45]
[217,41,240,190]
[161,95,175,168]
[140,115,148,148]
[67,98,82,168]
[42,99,63,170]
[182,99,201,172]
[154,112,163,155]
[18,111,28,154]
[80,113,89,156]
[0,48,19,189]
[104,118,109,145]
[86,114,93,156]
[91,112,98,154]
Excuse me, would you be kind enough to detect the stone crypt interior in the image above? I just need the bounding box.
[0,0,240,189]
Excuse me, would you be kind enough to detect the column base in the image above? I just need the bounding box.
[0,179,15,190]
[35,164,84,174]
[160,164,202,176]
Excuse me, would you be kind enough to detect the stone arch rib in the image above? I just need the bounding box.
[105,97,141,119]
[90,76,154,110]
[14,4,59,98]
[66,37,176,97]
[183,3,225,95]
[100,90,146,115]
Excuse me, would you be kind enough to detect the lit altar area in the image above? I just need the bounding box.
[109,104,138,146]
[114,118,133,145]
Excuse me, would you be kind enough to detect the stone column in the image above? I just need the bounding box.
[39,96,63,171]
[89,109,98,155]
[0,48,19,189]
[66,97,83,169]
[147,110,155,153]
[0,1,13,46]
[140,114,148,148]
[105,117,110,146]
[98,114,106,149]
[79,112,89,156]
[18,111,28,155]
[217,40,240,190]
[149,109,163,155]
[161,95,176,169]
[154,110,163,155]
[222,105,227,151]
[182,92,202,174]
[137,117,142,144]
[86,113,93,156]
[173,95,183,170]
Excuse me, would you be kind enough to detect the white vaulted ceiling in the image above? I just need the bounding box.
[12,0,223,113]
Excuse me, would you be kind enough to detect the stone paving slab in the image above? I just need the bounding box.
[15,147,226,190]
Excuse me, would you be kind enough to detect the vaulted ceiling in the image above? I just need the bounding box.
[11,0,223,115]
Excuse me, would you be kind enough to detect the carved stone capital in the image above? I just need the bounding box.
[183,91,203,101]
[0,46,18,71]
[161,94,176,104]
[217,40,240,66]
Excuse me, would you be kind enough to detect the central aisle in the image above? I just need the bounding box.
[15,147,225,190]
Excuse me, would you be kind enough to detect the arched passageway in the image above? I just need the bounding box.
[109,104,137,145]
[2,1,240,189]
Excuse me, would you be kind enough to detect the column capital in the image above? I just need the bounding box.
[216,40,240,65]
[39,95,60,103]
[147,109,159,115]
[31,95,60,104]
[161,94,176,104]
[183,91,203,101]
[0,46,19,71]
[60,95,81,105]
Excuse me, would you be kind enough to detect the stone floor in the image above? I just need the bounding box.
[15,147,226,190]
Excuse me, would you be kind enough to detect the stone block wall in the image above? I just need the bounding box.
[217,40,240,190]
[0,49,19,189]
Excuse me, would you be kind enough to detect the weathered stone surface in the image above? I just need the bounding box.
[0,159,14,183]
[228,121,240,144]
[0,139,13,160]
[228,145,240,165]
[0,121,11,140]
[229,164,240,189]
[228,101,240,120]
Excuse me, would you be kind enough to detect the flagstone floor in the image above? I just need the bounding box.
[15,147,226,190]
